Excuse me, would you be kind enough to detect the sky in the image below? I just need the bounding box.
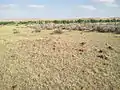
[0,0,120,19]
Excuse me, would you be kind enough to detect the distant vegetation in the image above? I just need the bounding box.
[1,18,120,34]
[0,18,120,25]
[0,21,16,25]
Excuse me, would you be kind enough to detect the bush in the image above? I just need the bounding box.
[34,29,41,33]
[115,27,120,34]
[13,29,20,34]
[92,24,120,33]
[30,25,41,33]
[31,28,41,33]
[51,29,63,34]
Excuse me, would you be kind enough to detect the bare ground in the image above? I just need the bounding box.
[0,25,120,90]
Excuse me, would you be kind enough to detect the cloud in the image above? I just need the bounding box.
[104,3,119,7]
[78,5,96,11]
[93,0,116,3]
[0,4,17,10]
[28,5,45,8]
[92,0,119,8]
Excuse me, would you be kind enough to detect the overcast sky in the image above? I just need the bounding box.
[0,0,120,19]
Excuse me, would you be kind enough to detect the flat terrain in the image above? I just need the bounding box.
[0,25,120,90]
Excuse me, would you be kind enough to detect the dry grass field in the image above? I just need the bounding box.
[0,25,120,90]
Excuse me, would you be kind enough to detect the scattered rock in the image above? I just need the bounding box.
[11,55,15,58]
[106,43,114,50]
[107,46,114,50]
[53,47,55,50]
[78,49,84,52]
[98,49,103,53]
[58,49,60,52]
[80,42,86,46]
[53,44,56,47]
[12,84,17,90]
[78,48,87,52]
[38,74,40,77]
[97,54,108,60]
[72,55,75,57]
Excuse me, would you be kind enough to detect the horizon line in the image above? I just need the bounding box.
[0,17,120,21]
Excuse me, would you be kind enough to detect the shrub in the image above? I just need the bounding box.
[13,29,20,34]
[31,28,41,33]
[51,29,63,34]
[31,25,41,33]
[34,28,41,33]
[115,26,120,34]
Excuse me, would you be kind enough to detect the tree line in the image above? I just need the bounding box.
[0,18,120,25]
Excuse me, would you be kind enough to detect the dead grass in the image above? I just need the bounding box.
[0,25,120,90]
